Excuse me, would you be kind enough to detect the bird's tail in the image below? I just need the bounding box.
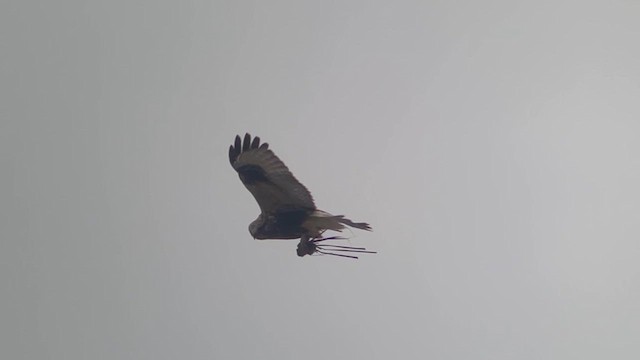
[303,210,372,236]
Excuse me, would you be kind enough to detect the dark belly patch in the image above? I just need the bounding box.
[258,208,312,239]
[275,208,309,228]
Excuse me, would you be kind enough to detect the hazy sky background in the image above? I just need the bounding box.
[3,1,640,359]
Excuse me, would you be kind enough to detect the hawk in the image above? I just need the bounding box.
[229,133,375,258]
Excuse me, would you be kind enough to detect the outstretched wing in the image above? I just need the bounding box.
[229,133,316,214]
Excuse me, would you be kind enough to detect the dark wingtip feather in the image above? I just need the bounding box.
[242,133,251,151]
[251,136,260,149]
[234,135,241,151]
[230,133,267,165]
[229,135,242,165]
[228,145,236,165]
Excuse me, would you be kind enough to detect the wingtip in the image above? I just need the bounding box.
[251,136,261,149]
[242,133,251,151]
[229,144,242,165]
[230,133,268,165]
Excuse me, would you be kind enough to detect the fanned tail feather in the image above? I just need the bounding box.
[303,210,372,236]
[337,217,372,231]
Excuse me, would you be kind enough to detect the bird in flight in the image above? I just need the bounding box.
[229,133,375,259]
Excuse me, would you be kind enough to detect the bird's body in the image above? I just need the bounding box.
[229,133,374,258]
[249,208,311,240]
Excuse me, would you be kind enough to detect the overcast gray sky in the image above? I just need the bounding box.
[3,1,640,359]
